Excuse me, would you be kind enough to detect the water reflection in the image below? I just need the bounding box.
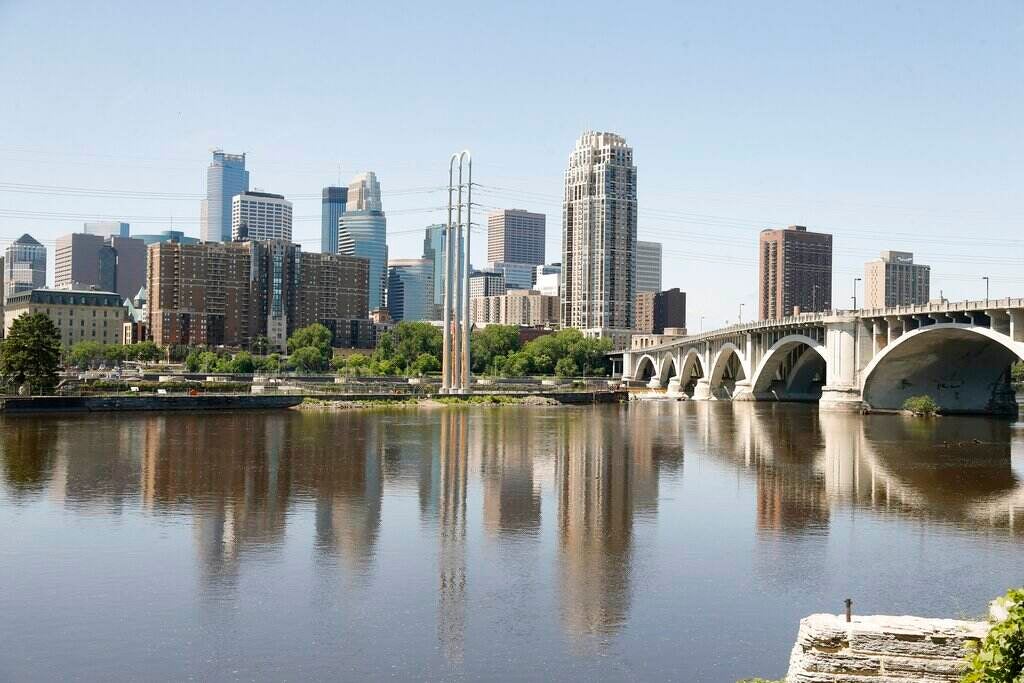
[1,404,1023,679]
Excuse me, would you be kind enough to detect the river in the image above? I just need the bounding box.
[1,402,1022,681]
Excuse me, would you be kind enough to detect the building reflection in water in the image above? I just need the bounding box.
[476,409,541,539]
[554,405,682,646]
[436,410,468,663]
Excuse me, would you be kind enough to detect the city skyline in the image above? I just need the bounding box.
[0,2,1021,325]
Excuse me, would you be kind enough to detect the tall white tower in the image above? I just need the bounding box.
[560,131,637,339]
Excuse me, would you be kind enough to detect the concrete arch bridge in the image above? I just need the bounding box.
[621,299,1024,414]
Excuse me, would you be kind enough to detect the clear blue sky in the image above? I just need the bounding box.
[1,0,1021,325]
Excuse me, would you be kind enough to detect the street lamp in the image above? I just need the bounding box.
[852,277,862,310]
[700,315,706,333]
[812,284,820,312]
[983,276,990,303]
[738,303,744,322]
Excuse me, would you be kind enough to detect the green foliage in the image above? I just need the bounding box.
[372,321,442,375]
[0,313,62,393]
[1013,362,1024,384]
[471,325,520,374]
[66,341,164,369]
[288,346,328,373]
[87,380,251,394]
[554,356,579,377]
[410,352,440,376]
[903,394,939,416]
[227,351,255,374]
[963,588,1024,682]
[67,341,107,369]
[488,329,612,378]
[184,350,202,372]
[256,353,282,374]
[251,335,270,356]
[287,323,332,357]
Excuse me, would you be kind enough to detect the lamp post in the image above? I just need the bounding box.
[738,303,744,323]
[812,284,819,312]
[983,276,990,304]
[700,315,706,333]
[852,277,861,310]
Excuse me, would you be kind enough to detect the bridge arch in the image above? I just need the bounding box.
[708,343,748,399]
[674,349,706,396]
[653,356,678,387]
[861,324,1024,414]
[749,334,827,401]
[634,354,657,383]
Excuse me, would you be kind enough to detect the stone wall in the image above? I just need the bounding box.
[786,613,988,682]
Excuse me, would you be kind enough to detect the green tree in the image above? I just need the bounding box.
[228,351,255,374]
[184,350,202,373]
[103,344,127,365]
[256,353,282,374]
[287,323,332,357]
[963,587,1024,682]
[1013,362,1024,384]
[501,350,533,377]
[555,357,579,377]
[471,325,520,374]
[132,341,162,363]
[66,341,106,369]
[0,313,62,393]
[196,351,219,373]
[410,352,441,376]
[289,346,327,373]
[251,335,270,356]
[372,321,442,373]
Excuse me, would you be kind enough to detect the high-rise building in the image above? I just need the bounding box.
[560,131,637,337]
[470,289,559,327]
[0,256,4,338]
[231,191,293,242]
[83,221,130,238]
[469,271,506,298]
[200,150,249,243]
[133,230,200,246]
[758,225,833,320]
[534,263,561,298]
[864,251,930,309]
[386,258,434,322]
[634,288,686,334]
[148,240,369,349]
[422,224,452,321]
[636,241,662,293]
[321,186,348,253]
[487,261,534,290]
[54,233,146,300]
[4,234,47,302]
[487,209,546,265]
[339,172,388,311]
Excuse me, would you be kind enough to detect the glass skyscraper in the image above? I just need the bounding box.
[321,186,348,253]
[338,172,387,311]
[386,259,434,321]
[200,150,249,243]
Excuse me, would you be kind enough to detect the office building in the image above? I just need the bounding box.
[198,150,248,244]
[634,288,686,334]
[758,225,833,320]
[561,131,637,337]
[469,270,506,298]
[123,286,148,344]
[339,171,388,311]
[147,240,369,349]
[133,230,200,246]
[636,241,662,293]
[200,150,249,243]
[487,209,545,265]
[231,191,293,242]
[422,224,458,321]
[0,256,4,338]
[321,186,348,253]
[386,259,434,322]
[864,251,930,309]
[470,289,559,327]
[534,264,561,297]
[4,289,125,346]
[487,261,534,290]
[54,232,146,300]
[83,221,130,238]
[4,234,47,302]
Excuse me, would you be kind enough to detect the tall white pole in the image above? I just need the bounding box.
[461,153,472,391]
[453,156,465,392]
[441,155,457,394]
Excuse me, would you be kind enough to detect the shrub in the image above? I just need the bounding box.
[963,587,1024,682]
[1012,362,1024,384]
[903,394,938,416]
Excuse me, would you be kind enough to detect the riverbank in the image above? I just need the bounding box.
[297,390,623,410]
[0,394,303,414]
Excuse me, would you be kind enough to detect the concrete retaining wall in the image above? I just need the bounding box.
[786,613,987,682]
[0,395,303,414]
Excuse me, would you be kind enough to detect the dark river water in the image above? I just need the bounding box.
[1,402,1022,681]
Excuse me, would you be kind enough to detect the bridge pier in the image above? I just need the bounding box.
[693,378,712,401]
[820,386,864,412]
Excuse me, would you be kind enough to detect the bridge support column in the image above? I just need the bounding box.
[732,380,756,401]
[820,316,865,412]
[693,378,712,401]
[666,377,684,397]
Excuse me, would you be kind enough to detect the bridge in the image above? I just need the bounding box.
[620,298,1024,414]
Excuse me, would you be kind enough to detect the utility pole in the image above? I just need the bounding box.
[852,277,861,310]
[738,303,744,323]
[441,150,472,394]
[983,276,990,303]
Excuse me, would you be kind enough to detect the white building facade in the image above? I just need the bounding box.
[231,191,293,242]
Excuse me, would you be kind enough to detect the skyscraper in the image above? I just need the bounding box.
[231,191,293,242]
[560,131,637,336]
[487,209,545,265]
[635,241,662,293]
[200,150,249,243]
[422,224,448,320]
[321,186,348,253]
[83,221,130,238]
[864,251,930,309]
[386,258,434,321]
[758,225,833,320]
[4,234,47,302]
[54,233,146,300]
[339,172,388,311]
